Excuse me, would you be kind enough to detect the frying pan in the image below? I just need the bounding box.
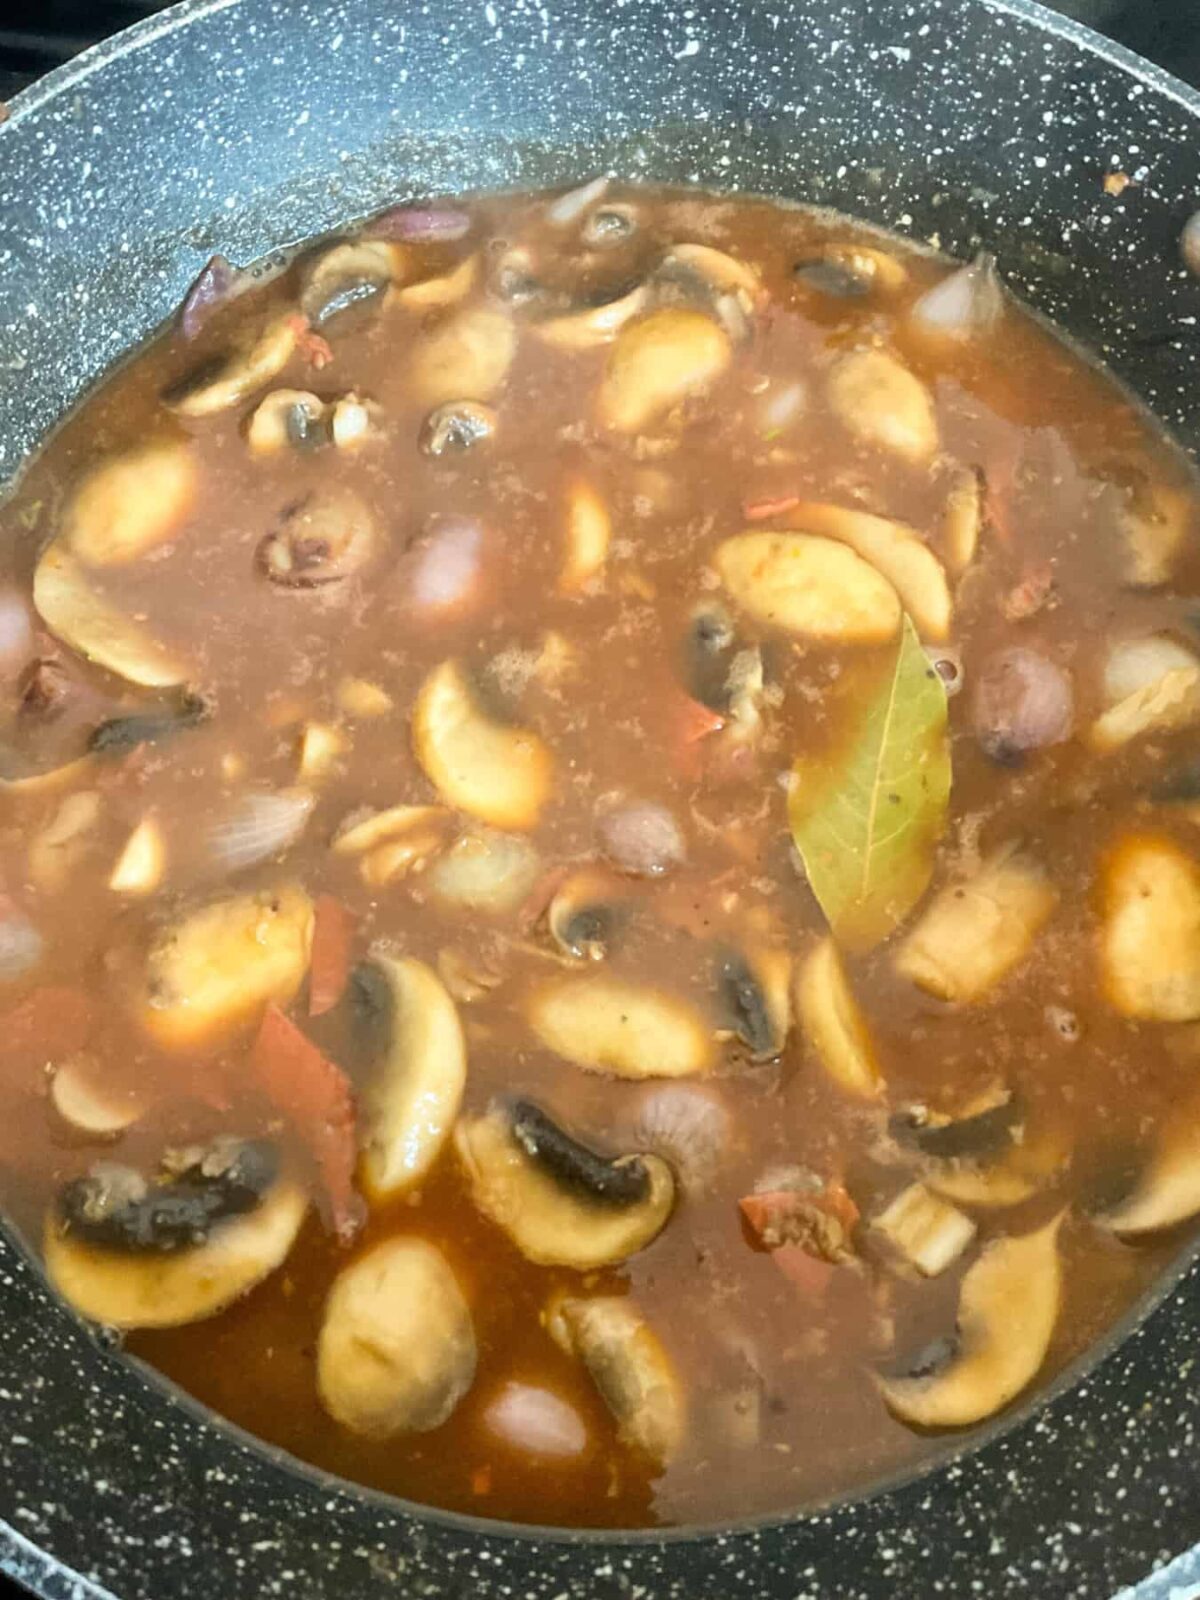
[2,0,1200,1594]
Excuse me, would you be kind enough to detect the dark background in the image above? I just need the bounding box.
[0,0,1198,1596]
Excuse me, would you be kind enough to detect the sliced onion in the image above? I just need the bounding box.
[0,901,42,980]
[972,646,1073,761]
[482,1382,588,1459]
[911,253,1005,339]
[179,254,254,341]
[757,380,807,436]
[0,590,34,673]
[367,206,471,243]
[426,829,540,913]
[596,798,686,878]
[630,1082,732,1199]
[402,515,485,618]
[1103,635,1198,706]
[207,788,314,872]
[545,177,610,228]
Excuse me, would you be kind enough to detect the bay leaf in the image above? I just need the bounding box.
[788,615,951,951]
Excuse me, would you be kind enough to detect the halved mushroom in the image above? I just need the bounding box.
[546,1292,685,1465]
[827,348,938,466]
[545,867,633,960]
[777,502,952,643]
[1101,833,1200,1021]
[528,975,714,1078]
[245,389,329,455]
[877,1214,1063,1428]
[559,480,611,594]
[299,239,404,326]
[411,659,553,832]
[793,243,908,299]
[1099,1107,1200,1236]
[895,845,1058,1004]
[418,400,497,457]
[353,951,466,1199]
[44,1137,307,1329]
[109,815,166,896]
[257,487,383,588]
[50,1053,144,1139]
[941,466,983,576]
[62,442,197,568]
[408,306,517,409]
[596,307,732,434]
[317,1236,476,1437]
[714,531,901,644]
[1089,635,1200,753]
[141,883,314,1048]
[714,945,790,1060]
[455,1098,674,1268]
[33,544,189,689]
[166,312,300,418]
[795,938,883,1099]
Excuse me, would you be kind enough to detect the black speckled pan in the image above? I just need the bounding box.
[2,1,1200,1595]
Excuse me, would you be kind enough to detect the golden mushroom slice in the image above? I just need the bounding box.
[166,311,300,418]
[141,883,314,1048]
[33,544,189,689]
[827,348,938,465]
[354,950,466,1200]
[891,1094,1069,1209]
[534,283,649,352]
[299,239,405,325]
[390,252,479,312]
[793,242,909,297]
[714,944,791,1060]
[408,306,517,409]
[317,1237,477,1438]
[411,659,553,832]
[895,844,1058,1004]
[877,1214,1064,1428]
[596,307,732,433]
[795,938,883,1100]
[530,975,714,1079]
[714,531,901,644]
[1089,635,1200,753]
[62,442,197,568]
[546,1291,686,1465]
[559,479,611,594]
[1100,1107,1200,1236]
[44,1138,307,1330]
[109,815,166,897]
[1101,833,1200,1022]
[779,501,952,643]
[454,1099,675,1268]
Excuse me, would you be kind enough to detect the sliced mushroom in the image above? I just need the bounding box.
[1100,1110,1200,1236]
[793,243,908,298]
[296,720,346,781]
[389,252,479,312]
[528,975,714,1079]
[353,951,466,1200]
[142,883,314,1048]
[795,938,882,1099]
[534,283,650,351]
[559,480,611,594]
[109,815,166,896]
[778,501,952,643]
[45,1139,307,1329]
[299,239,404,326]
[408,306,516,409]
[872,1183,977,1278]
[317,1237,476,1437]
[877,1214,1063,1428]
[166,312,300,418]
[545,867,633,960]
[827,348,938,466]
[656,243,761,342]
[245,389,329,455]
[941,466,983,576]
[89,694,211,756]
[894,1094,1068,1208]
[546,1292,685,1465]
[418,400,497,457]
[596,307,732,434]
[895,845,1058,1004]
[62,442,197,568]
[50,1053,144,1139]
[1089,635,1200,753]
[455,1098,674,1268]
[337,676,394,719]
[1101,833,1200,1022]
[714,945,790,1060]
[331,803,451,886]
[714,531,901,644]
[411,659,553,832]
[257,487,383,588]
[33,544,189,689]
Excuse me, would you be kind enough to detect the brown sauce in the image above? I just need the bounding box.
[0,182,1197,1528]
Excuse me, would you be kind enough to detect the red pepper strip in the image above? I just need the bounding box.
[984,440,1020,548]
[739,1182,860,1260]
[251,1003,363,1242]
[770,1244,836,1297]
[743,494,801,522]
[667,689,726,780]
[309,894,355,1017]
[0,985,91,1065]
